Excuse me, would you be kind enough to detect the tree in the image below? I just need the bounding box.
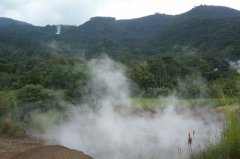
[17,84,48,102]
[130,61,154,89]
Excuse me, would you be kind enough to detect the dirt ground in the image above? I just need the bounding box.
[0,135,93,159]
[0,134,42,159]
[9,145,93,159]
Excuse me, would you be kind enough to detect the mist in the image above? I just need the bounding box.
[229,60,240,73]
[29,56,223,159]
[56,25,61,35]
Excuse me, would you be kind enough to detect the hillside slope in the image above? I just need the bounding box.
[0,5,240,58]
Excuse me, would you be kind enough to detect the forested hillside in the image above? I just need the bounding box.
[0,5,240,58]
[1,5,240,98]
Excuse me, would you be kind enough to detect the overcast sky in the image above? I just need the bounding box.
[0,0,240,26]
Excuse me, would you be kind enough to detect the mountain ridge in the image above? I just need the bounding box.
[1,5,240,27]
[0,5,240,58]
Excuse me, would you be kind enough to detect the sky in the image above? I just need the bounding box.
[0,0,240,26]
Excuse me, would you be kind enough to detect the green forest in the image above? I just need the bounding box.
[1,49,240,135]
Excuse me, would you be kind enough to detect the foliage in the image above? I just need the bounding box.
[0,91,16,118]
[0,95,11,117]
[145,87,171,97]
[176,74,208,98]
[130,61,154,89]
[193,110,240,159]
[28,109,64,132]
[0,118,21,136]
[16,84,66,120]
[17,84,49,102]
[0,6,240,58]
[210,74,240,97]
[0,6,239,99]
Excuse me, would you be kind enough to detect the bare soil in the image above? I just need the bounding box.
[10,145,93,159]
[0,134,42,159]
[0,134,93,159]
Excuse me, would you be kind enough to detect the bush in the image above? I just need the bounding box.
[0,118,20,136]
[17,84,48,102]
[0,97,9,117]
[145,87,171,96]
[210,76,240,98]
[0,91,15,117]
[16,84,64,121]
[176,75,208,98]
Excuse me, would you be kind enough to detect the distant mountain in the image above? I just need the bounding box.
[0,5,240,58]
[0,17,30,27]
[180,5,240,18]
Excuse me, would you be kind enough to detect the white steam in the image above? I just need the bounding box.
[56,25,61,34]
[229,60,240,73]
[30,56,222,159]
[87,56,131,108]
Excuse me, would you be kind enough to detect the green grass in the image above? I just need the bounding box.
[132,97,162,111]
[130,97,240,159]
[132,97,240,111]
[0,143,9,151]
[0,90,18,99]
[192,110,240,159]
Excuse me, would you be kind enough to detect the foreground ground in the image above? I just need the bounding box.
[0,135,93,159]
[0,105,237,159]
[0,134,42,159]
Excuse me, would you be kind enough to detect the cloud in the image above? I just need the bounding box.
[0,0,108,26]
[98,0,240,19]
[0,0,239,26]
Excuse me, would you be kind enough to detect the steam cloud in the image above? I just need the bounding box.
[229,60,240,73]
[30,56,223,159]
[56,25,61,35]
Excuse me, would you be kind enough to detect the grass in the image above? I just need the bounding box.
[132,97,240,111]
[0,90,18,100]
[192,110,240,159]
[0,143,9,151]
[133,96,240,159]
[132,97,161,111]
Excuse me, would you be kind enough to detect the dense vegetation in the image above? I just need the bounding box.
[0,52,89,135]
[1,49,240,136]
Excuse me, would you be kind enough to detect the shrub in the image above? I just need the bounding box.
[0,97,9,116]
[210,75,240,98]
[146,87,171,96]
[0,118,20,136]
[17,84,48,102]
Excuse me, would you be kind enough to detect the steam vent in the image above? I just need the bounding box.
[10,145,94,159]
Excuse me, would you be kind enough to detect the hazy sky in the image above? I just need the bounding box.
[0,0,240,26]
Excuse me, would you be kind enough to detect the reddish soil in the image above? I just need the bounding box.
[188,105,239,118]
[0,134,42,159]
[0,135,93,159]
[10,145,93,159]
